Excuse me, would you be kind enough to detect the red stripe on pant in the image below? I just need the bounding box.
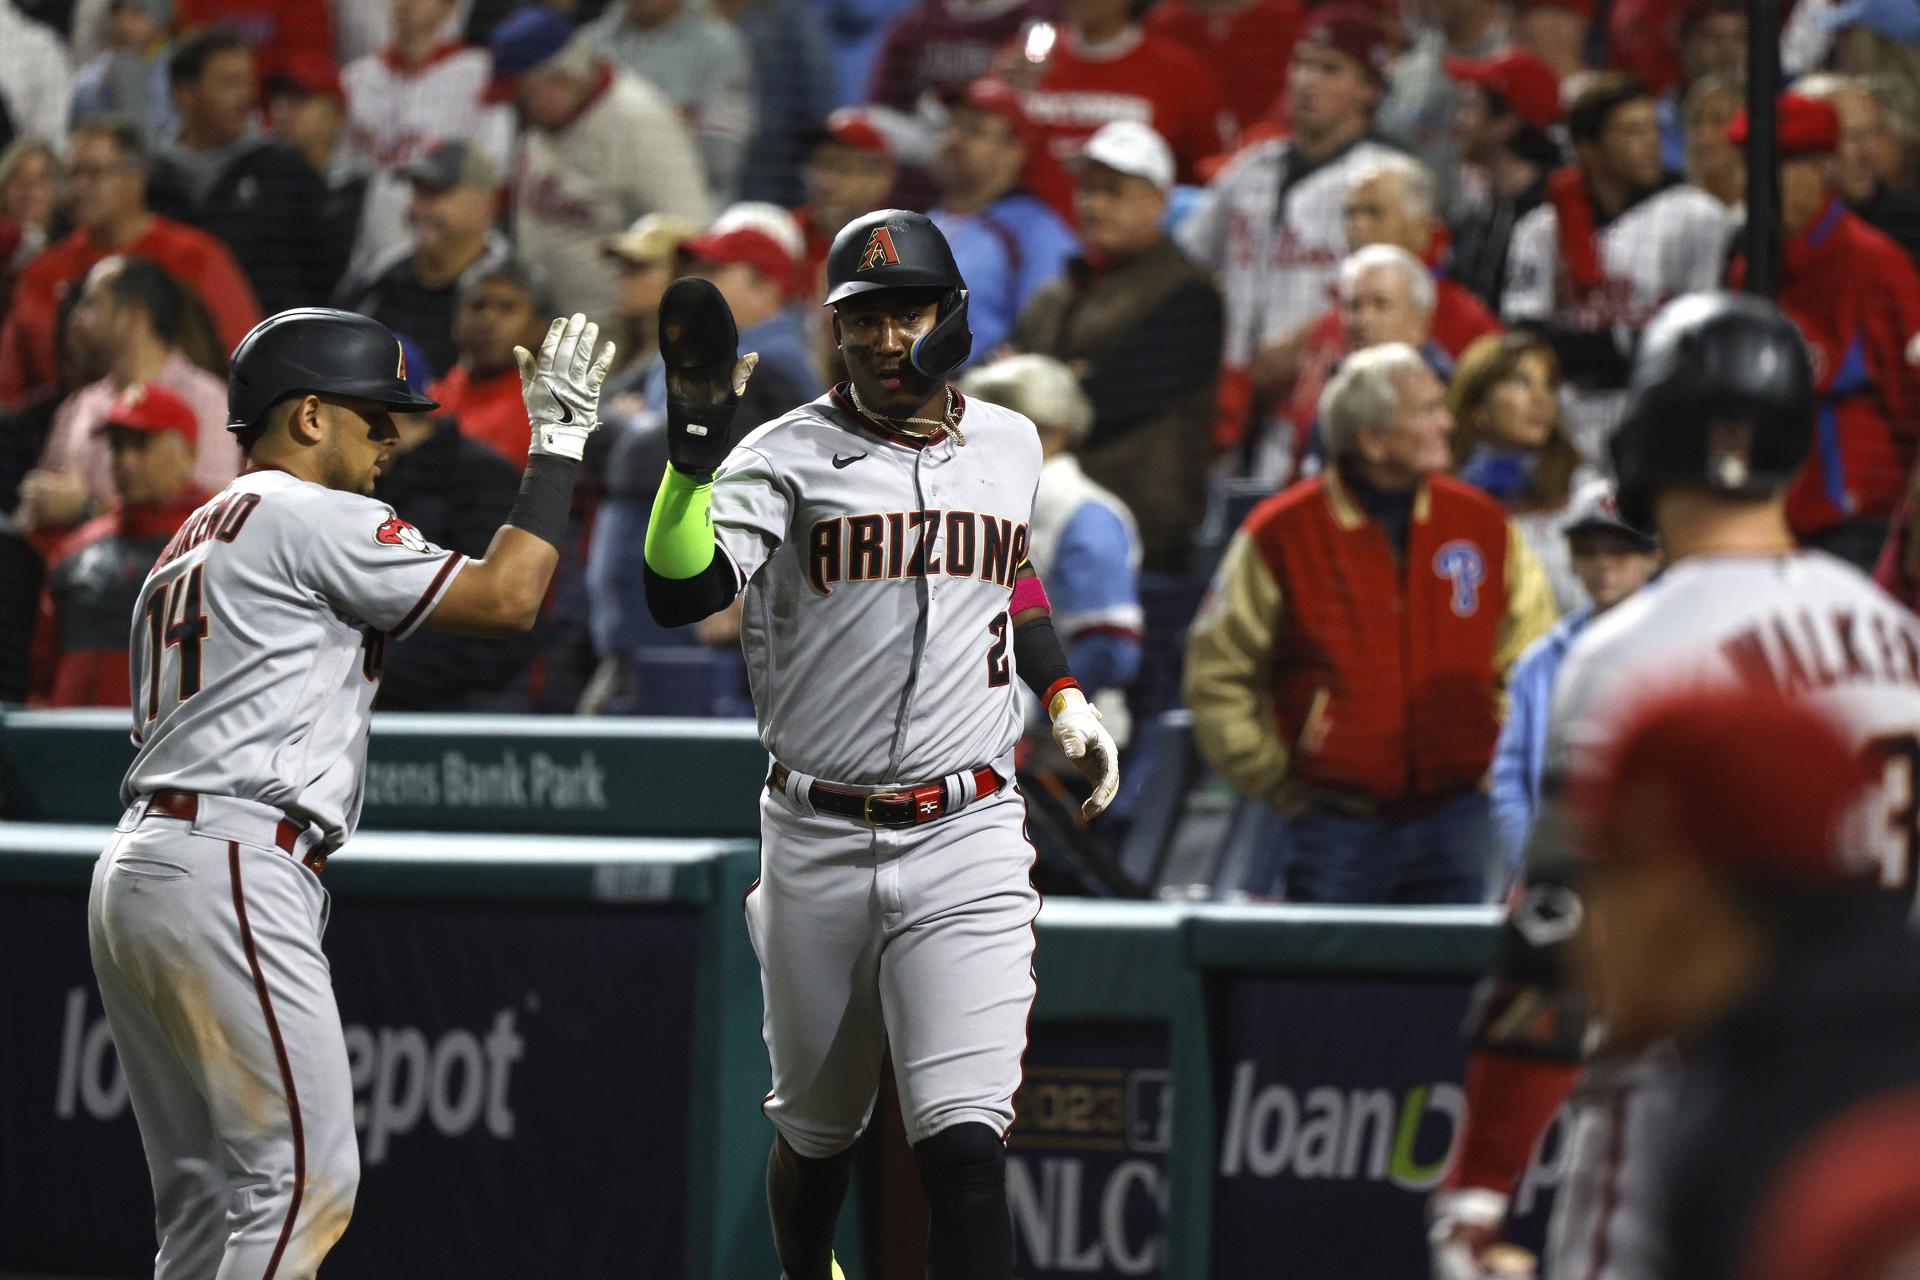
[229,841,307,1279]
[1582,1087,1631,1280]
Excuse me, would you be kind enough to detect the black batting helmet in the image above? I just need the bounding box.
[226,309,439,447]
[824,209,972,379]
[1611,291,1813,528]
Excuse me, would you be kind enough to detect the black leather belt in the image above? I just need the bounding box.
[144,789,328,873]
[769,763,1001,828]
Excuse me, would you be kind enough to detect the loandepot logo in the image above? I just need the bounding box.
[53,986,526,1166]
[1217,1060,1567,1210]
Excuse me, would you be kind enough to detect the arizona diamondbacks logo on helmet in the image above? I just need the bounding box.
[857,226,901,272]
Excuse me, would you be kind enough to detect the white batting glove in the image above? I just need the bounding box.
[514,312,617,462]
[1429,1189,1534,1280]
[1049,686,1120,820]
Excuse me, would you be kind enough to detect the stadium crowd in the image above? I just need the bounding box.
[3,0,1920,903]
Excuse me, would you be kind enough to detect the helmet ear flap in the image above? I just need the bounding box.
[909,287,973,379]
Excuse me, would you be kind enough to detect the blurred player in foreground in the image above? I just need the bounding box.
[1429,291,1920,1280]
[1579,690,1920,1280]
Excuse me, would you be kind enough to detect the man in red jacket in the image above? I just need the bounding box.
[31,383,209,707]
[1185,341,1555,902]
[0,118,260,415]
[1728,93,1920,569]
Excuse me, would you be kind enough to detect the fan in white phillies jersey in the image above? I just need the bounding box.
[1500,74,1731,466]
[1176,5,1404,482]
[89,307,612,1279]
[642,211,1118,1280]
[340,0,513,274]
[1429,292,1920,1280]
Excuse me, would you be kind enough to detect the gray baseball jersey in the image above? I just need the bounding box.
[94,465,466,1279]
[714,384,1047,1161]
[710,386,1042,785]
[121,468,467,848]
[1533,550,1920,1280]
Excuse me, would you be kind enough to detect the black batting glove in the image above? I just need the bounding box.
[660,277,760,480]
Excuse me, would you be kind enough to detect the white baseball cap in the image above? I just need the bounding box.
[1074,121,1175,193]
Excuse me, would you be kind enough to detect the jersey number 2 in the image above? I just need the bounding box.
[140,566,210,721]
[986,614,1011,687]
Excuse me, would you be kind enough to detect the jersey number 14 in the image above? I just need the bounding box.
[138,566,209,722]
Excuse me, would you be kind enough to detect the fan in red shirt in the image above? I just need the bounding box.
[1145,0,1307,134]
[427,260,544,468]
[1023,0,1231,208]
[30,384,209,708]
[0,120,260,415]
[868,0,1054,111]
[1727,94,1920,570]
[173,0,335,79]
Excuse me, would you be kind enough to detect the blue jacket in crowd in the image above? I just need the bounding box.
[1489,607,1593,873]
[931,192,1078,361]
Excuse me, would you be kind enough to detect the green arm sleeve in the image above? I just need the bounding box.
[643,467,717,579]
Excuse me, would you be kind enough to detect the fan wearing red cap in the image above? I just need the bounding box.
[1574,686,1920,1280]
[679,217,818,416]
[31,383,212,708]
[150,27,351,315]
[1724,92,1920,560]
[1176,3,1404,468]
[1445,46,1567,309]
[797,111,898,302]
[265,54,348,180]
[928,78,1079,357]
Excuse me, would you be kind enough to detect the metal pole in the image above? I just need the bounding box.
[1743,0,1782,299]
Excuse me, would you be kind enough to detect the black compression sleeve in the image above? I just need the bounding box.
[505,454,579,549]
[644,556,739,627]
[1013,614,1077,704]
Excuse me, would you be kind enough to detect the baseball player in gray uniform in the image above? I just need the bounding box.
[1429,293,1920,1280]
[88,307,613,1279]
[641,210,1120,1280]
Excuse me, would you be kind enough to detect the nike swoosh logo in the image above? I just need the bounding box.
[832,453,866,469]
[544,378,573,424]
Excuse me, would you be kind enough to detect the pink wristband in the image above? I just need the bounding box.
[1009,574,1051,615]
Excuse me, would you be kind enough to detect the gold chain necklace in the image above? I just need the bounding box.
[848,382,967,447]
